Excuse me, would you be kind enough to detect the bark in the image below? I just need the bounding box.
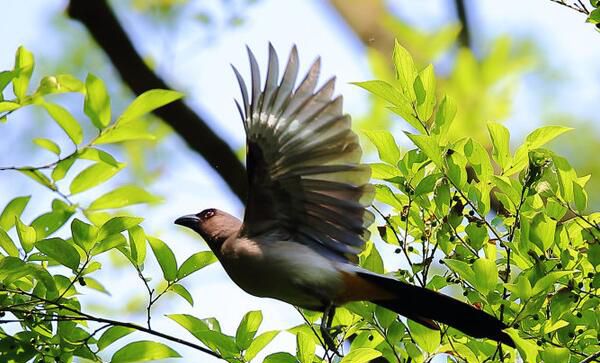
[67,0,248,202]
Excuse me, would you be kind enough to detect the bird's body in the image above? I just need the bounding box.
[175,45,515,349]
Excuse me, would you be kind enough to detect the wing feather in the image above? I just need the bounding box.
[235,46,374,260]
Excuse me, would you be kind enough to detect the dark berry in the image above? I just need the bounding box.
[449,236,456,242]
[394,248,401,254]
[468,210,475,216]
[408,246,414,252]
[78,277,86,286]
[368,335,373,341]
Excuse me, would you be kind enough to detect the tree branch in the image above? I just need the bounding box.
[453,0,472,47]
[67,0,248,202]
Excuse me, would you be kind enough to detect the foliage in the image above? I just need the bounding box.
[0,39,599,363]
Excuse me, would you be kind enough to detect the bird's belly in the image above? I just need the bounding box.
[222,241,344,310]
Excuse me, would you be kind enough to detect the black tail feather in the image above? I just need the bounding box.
[357,271,515,347]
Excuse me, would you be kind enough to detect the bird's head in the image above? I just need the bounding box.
[174,208,241,249]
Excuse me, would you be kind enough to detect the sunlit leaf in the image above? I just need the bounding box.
[340,348,382,363]
[36,237,80,270]
[0,195,31,230]
[42,102,83,144]
[13,46,34,102]
[84,73,111,129]
[245,331,279,361]
[97,326,135,351]
[15,217,36,253]
[118,89,183,124]
[408,319,440,353]
[33,138,60,155]
[71,218,98,252]
[128,225,146,266]
[169,283,194,306]
[236,310,263,351]
[110,341,180,363]
[88,185,161,210]
[97,216,143,242]
[148,236,177,281]
[0,228,19,256]
[177,251,216,280]
[363,130,400,165]
[69,162,124,195]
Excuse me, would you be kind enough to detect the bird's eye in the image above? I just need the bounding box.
[198,208,216,221]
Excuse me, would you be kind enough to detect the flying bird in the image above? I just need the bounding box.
[175,45,514,350]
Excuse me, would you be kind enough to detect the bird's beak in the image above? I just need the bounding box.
[174,214,200,229]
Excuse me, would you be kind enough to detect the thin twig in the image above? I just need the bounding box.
[3,288,223,360]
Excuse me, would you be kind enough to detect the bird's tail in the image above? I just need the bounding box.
[356,270,515,347]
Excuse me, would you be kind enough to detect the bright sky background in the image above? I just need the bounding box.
[1,0,599,362]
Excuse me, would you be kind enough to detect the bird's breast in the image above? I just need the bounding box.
[219,237,344,310]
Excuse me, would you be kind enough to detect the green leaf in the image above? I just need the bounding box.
[236,310,263,350]
[15,217,36,253]
[487,122,511,170]
[42,102,83,144]
[572,179,588,212]
[530,214,556,251]
[118,89,184,124]
[94,123,156,144]
[363,130,400,165]
[504,328,539,361]
[177,251,216,280]
[589,243,600,267]
[36,238,80,270]
[51,156,76,182]
[433,95,456,137]
[405,133,443,168]
[92,234,127,255]
[84,73,111,129]
[541,347,570,363]
[0,70,14,92]
[169,283,194,306]
[369,163,402,180]
[414,64,436,122]
[13,46,34,102]
[340,348,382,363]
[31,206,74,239]
[71,218,98,252]
[296,331,315,363]
[408,319,440,353]
[352,80,404,106]
[532,271,572,296]
[244,331,279,361]
[525,126,572,149]
[110,341,180,363]
[264,352,298,363]
[35,74,84,95]
[148,236,177,281]
[588,7,600,24]
[0,195,31,230]
[97,216,143,242]
[167,314,237,355]
[472,258,498,295]
[0,101,21,112]
[414,173,441,196]
[128,225,146,266]
[97,326,135,351]
[389,102,427,134]
[443,259,475,285]
[19,169,55,190]
[69,162,124,195]
[393,40,417,102]
[88,185,161,210]
[0,228,19,256]
[33,138,60,155]
[78,148,119,167]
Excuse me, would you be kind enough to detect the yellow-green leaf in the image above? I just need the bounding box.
[88,185,161,210]
[84,73,111,129]
[42,102,83,144]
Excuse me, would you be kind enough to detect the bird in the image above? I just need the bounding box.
[175,44,514,350]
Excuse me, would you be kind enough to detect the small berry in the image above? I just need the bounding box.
[394,248,401,254]
[408,246,414,252]
[449,236,456,242]
[587,272,594,279]
[368,335,373,341]
[468,210,475,216]
[453,196,460,202]
[578,329,584,334]
[578,282,584,289]
[78,277,86,286]
[576,312,583,318]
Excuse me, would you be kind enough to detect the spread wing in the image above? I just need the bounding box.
[233,45,374,260]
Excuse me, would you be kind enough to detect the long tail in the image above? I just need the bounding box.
[355,270,515,347]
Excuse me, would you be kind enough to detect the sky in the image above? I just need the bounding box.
[1,0,599,362]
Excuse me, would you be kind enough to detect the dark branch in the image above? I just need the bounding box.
[453,0,471,48]
[67,0,248,202]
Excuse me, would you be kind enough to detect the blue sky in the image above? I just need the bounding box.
[1,0,599,361]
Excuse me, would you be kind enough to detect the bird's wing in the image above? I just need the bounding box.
[233,45,374,261]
